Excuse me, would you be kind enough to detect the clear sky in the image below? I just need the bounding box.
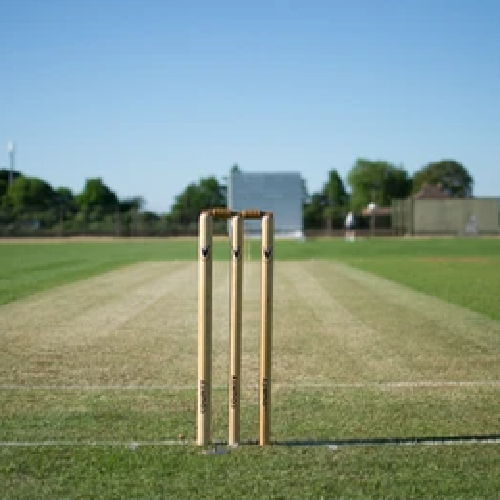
[2,0,499,213]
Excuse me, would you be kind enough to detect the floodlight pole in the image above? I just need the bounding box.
[7,141,15,187]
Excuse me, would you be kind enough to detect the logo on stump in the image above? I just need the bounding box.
[231,375,238,409]
[200,379,208,414]
[263,247,272,260]
[262,377,269,408]
[201,245,210,259]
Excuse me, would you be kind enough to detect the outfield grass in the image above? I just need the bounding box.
[0,240,194,305]
[1,237,499,498]
[339,240,500,321]
[1,236,500,311]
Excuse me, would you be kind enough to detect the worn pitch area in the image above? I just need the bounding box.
[1,261,499,443]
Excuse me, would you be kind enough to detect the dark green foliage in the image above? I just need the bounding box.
[323,169,349,220]
[3,176,55,211]
[303,192,326,229]
[303,169,349,229]
[0,169,22,199]
[347,159,413,212]
[1,176,59,228]
[413,159,473,197]
[119,196,144,213]
[167,176,226,227]
[75,177,119,220]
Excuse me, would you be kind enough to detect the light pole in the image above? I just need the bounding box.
[7,141,15,187]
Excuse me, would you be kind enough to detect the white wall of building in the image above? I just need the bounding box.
[227,171,304,238]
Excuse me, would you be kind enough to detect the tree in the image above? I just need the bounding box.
[303,192,325,230]
[302,170,349,230]
[168,176,226,225]
[347,159,412,211]
[2,176,58,226]
[301,177,310,205]
[0,168,23,201]
[139,211,160,223]
[55,187,74,205]
[323,169,349,219]
[385,168,413,202]
[120,196,145,213]
[55,187,77,221]
[0,179,6,205]
[3,176,56,213]
[412,160,473,197]
[230,163,241,174]
[76,178,119,219]
[321,169,349,231]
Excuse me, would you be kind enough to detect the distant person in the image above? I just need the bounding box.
[345,211,355,242]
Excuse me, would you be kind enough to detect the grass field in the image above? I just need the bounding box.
[1,236,500,498]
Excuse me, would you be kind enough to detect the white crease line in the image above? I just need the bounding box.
[288,381,500,388]
[1,381,500,390]
[1,437,500,448]
[0,440,228,448]
[0,385,226,391]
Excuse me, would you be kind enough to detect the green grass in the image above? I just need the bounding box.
[2,385,500,498]
[344,256,500,321]
[1,387,499,443]
[0,240,192,305]
[330,237,500,321]
[1,237,500,318]
[1,236,500,498]
[2,445,500,499]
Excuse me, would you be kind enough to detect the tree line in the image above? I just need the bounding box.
[0,158,473,234]
[304,158,473,229]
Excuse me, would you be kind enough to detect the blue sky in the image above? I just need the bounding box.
[2,0,499,213]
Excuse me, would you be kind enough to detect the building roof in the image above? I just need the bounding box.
[413,183,451,199]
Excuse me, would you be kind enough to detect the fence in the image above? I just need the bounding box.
[6,200,496,239]
[0,205,230,238]
[0,204,397,238]
[392,197,500,236]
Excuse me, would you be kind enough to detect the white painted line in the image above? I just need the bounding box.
[286,380,500,388]
[1,381,499,390]
[2,384,203,390]
[1,436,500,448]
[0,440,191,447]
[0,385,223,391]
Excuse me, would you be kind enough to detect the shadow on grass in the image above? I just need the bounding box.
[211,433,500,447]
[4,433,499,448]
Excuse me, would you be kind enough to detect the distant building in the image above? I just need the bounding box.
[227,171,304,238]
[392,184,499,236]
[412,183,451,199]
